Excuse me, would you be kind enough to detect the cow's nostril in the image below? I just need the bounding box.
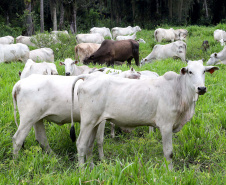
[66,72,70,76]
[198,87,206,95]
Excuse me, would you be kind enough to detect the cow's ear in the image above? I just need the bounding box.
[145,59,147,61]
[214,53,217,57]
[180,67,187,75]
[74,60,79,64]
[130,67,134,71]
[59,62,65,66]
[205,66,219,74]
[18,71,21,76]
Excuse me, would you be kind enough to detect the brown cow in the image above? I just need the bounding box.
[83,39,139,66]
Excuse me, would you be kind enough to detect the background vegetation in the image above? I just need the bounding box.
[0,23,226,184]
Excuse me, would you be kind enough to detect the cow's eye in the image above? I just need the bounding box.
[189,71,193,74]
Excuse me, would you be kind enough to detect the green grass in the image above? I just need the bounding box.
[0,24,226,184]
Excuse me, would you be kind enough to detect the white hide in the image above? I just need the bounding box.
[0,36,14,44]
[137,38,146,43]
[112,26,141,39]
[214,29,226,46]
[60,58,93,76]
[154,28,176,42]
[71,60,219,169]
[207,46,226,65]
[76,33,104,44]
[90,27,112,39]
[29,48,54,62]
[74,43,101,64]
[0,43,29,63]
[51,30,69,35]
[140,41,187,65]
[12,74,105,162]
[16,36,36,47]
[116,33,136,41]
[20,59,58,79]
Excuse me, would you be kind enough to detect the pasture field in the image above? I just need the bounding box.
[0,24,226,184]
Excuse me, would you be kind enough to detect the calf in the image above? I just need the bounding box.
[71,60,218,169]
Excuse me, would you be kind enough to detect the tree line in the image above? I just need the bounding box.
[0,0,225,36]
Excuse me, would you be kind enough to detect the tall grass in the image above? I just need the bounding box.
[0,24,226,184]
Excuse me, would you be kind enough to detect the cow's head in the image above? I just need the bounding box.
[140,58,148,66]
[60,58,79,76]
[206,52,219,65]
[124,67,141,79]
[180,59,219,95]
[83,55,94,65]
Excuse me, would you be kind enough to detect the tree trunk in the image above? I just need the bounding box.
[168,0,173,20]
[70,1,77,34]
[156,0,159,14]
[50,0,57,31]
[204,0,209,18]
[40,0,44,33]
[24,0,34,36]
[132,0,136,25]
[59,1,65,30]
[179,0,183,22]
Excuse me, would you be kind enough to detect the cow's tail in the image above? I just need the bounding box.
[70,74,88,142]
[12,84,19,128]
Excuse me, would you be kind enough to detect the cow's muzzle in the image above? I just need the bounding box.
[197,86,206,95]
[66,72,70,76]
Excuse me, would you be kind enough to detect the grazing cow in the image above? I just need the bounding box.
[174,29,188,41]
[29,48,54,63]
[116,33,136,41]
[60,58,93,76]
[214,29,226,46]
[76,33,104,44]
[140,41,187,65]
[207,46,226,65]
[137,38,146,43]
[19,59,58,79]
[83,39,139,66]
[0,43,29,63]
[0,36,14,44]
[74,43,101,64]
[154,28,176,42]
[51,30,69,35]
[71,60,219,169]
[16,36,36,47]
[90,27,112,39]
[12,74,105,162]
[112,26,141,39]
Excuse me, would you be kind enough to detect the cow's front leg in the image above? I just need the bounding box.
[110,122,115,138]
[96,120,106,160]
[159,125,173,170]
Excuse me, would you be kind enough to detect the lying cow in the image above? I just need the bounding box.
[16,36,36,47]
[12,74,105,162]
[214,29,226,46]
[140,41,187,66]
[0,36,14,44]
[71,60,219,169]
[74,43,101,64]
[116,33,136,41]
[19,59,58,79]
[83,39,139,66]
[207,46,226,65]
[29,48,54,63]
[90,27,112,39]
[60,58,94,76]
[112,26,141,39]
[0,43,29,63]
[76,33,104,44]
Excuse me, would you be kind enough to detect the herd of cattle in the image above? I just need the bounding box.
[1,25,224,169]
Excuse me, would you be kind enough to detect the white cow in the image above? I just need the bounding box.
[29,48,54,62]
[19,59,58,79]
[71,60,219,169]
[16,36,36,47]
[214,29,226,46]
[0,43,29,63]
[174,29,188,41]
[51,30,69,35]
[90,27,112,39]
[112,26,141,39]
[75,43,101,64]
[60,58,93,76]
[140,41,187,66]
[116,33,136,41]
[137,38,146,43]
[154,28,176,42]
[76,33,104,44]
[12,74,105,162]
[0,36,14,44]
[207,46,226,65]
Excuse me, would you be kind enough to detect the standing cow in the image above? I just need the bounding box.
[140,41,187,65]
[76,33,104,44]
[90,27,112,39]
[83,39,139,66]
[71,60,218,169]
[112,26,141,39]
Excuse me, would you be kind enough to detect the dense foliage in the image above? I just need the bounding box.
[0,24,226,184]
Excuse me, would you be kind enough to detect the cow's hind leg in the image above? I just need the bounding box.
[12,117,34,156]
[96,120,106,160]
[33,120,52,153]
